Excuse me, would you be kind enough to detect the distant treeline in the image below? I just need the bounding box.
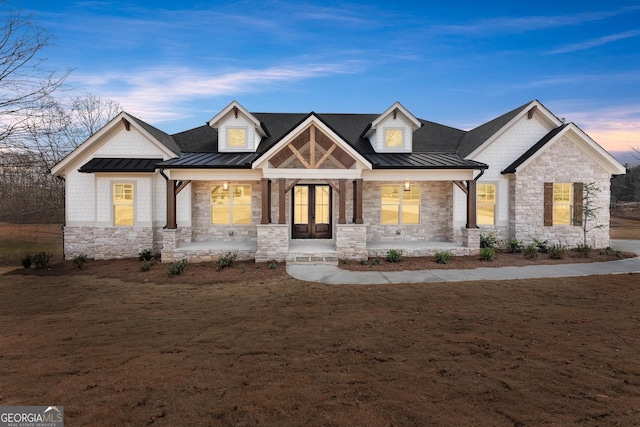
[611,164,640,203]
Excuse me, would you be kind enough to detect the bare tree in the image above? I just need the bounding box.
[0,4,70,147]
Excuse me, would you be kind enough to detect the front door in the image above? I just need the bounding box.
[292,185,331,239]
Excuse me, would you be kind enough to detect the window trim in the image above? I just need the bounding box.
[210,184,252,225]
[226,127,248,149]
[113,182,134,227]
[477,182,497,226]
[381,184,420,225]
[544,182,583,226]
[383,128,405,149]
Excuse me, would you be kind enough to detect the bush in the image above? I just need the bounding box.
[386,249,404,263]
[505,239,523,253]
[167,259,188,275]
[140,260,154,272]
[435,251,452,264]
[548,244,567,259]
[480,233,498,249]
[217,252,237,270]
[371,258,383,266]
[138,249,155,262]
[599,247,624,259]
[479,247,495,261]
[532,238,549,253]
[268,262,279,270]
[522,244,539,259]
[574,244,591,257]
[32,251,52,269]
[72,254,88,270]
[21,253,33,269]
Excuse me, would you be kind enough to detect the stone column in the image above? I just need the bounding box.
[461,227,480,255]
[336,224,367,260]
[256,224,289,262]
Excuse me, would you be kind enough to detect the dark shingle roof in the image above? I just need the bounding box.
[128,115,181,154]
[79,158,163,173]
[501,124,568,174]
[457,101,532,157]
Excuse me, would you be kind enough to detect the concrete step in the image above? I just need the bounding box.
[286,252,339,265]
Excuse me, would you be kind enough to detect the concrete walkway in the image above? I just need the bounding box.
[287,240,640,285]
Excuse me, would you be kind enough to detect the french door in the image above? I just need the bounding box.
[292,185,331,239]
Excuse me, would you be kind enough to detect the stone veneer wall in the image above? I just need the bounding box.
[512,136,612,248]
[191,181,260,242]
[363,181,453,242]
[336,224,367,260]
[256,224,289,262]
[64,226,156,259]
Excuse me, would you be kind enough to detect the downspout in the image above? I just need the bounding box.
[474,168,485,181]
[56,175,66,260]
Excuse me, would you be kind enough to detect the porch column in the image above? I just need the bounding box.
[278,178,286,224]
[353,178,363,224]
[261,178,271,224]
[466,179,477,229]
[339,179,346,224]
[167,179,177,230]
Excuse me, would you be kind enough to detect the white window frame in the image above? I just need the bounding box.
[113,182,135,226]
[381,184,420,225]
[477,183,497,226]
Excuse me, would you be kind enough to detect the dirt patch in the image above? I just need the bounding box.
[611,216,640,239]
[1,272,639,426]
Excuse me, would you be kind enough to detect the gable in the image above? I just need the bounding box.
[253,115,372,175]
[207,101,267,152]
[365,102,421,153]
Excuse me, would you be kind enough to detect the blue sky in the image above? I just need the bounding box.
[13,0,640,153]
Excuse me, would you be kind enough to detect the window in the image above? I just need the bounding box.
[381,185,420,225]
[544,182,583,226]
[113,183,134,226]
[384,128,404,148]
[211,184,252,225]
[227,128,247,148]
[477,183,496,225]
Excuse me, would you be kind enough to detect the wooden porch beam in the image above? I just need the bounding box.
[466,179,477,229]
[339,179,346,224]
[453,180,468,195]
[175,180,191,195]
[323,179,340,194]
[353,178,363,224]
[278,179,286,224]
[315,144,336,169]
[261,178,271,224]
[166,179,177,229]
[288,144,310,169]
[310,125,316,168]
[284,179,300,194]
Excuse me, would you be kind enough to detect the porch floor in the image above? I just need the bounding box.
[287,239,338,265]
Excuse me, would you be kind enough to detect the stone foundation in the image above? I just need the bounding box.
[256,224,289,262]
[461,227,480,254]
[64,226,156,260]
[336,224,367,260]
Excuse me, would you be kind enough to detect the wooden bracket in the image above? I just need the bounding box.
[121,117,130,131]
[175,180,191,195]
[324,179,340,194]
[454,180,468,194]
[527,105,538,119]
[284,179,300,194]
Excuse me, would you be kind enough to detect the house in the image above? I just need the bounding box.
[50,100,625,263]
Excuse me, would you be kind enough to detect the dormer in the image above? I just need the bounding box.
[207,101,268,152]
[364,102,422,153]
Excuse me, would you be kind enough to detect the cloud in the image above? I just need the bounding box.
[70,61,363,123]
[547,30,640,54]
[562,105,640,152]
[430,5,640,36]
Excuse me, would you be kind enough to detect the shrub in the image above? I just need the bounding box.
[21,253,33,269]
[268,262,279,270]
[532,238,549,253]
[371,258,383,266]
[167,259,188,275]
[217,252,237,270]
[480,233,498,249]
[599,247,624,259]
[435,251,452,264]
[138,249,155,262]
[72,254,88,270]
[140,260,154,272]
[386,249,404,263]
[479,247,495,261]
[522,244,539,259]
[32,251,52,269]
[505,239,523,253]
[548,244,567,260]
[574,243,591,257]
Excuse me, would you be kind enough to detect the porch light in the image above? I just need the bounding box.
[404,181,410,191]
[223,181,229,190]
